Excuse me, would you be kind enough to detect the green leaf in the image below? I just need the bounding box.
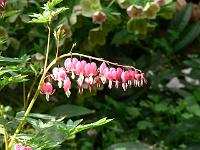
[0,26,8,39]
[187,105,200,117]
[174,22,200,52]
[50,0,63,8]
[137,120,153,130]
[80,0,102,17]
[66,119,83,131]
[49,104,93,117]
[106,141,159,150]
[0,75,28,91]
[29,0,68,23]
[0,55,30,64]
[127,19,147,35]
[169,3,192,34]
[0,10,20,19]
[111,30,133,45]
[51,7,68,17]
[0,39,6,45]
[7,14,19,23]
[71,118,113,134]
[88,27,106,45]
[117,0,131,9]
[102,12,121,33]
[158,1,176,19]
[154,102,169,112]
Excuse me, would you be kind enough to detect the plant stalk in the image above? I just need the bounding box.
[4,125,9,150]
[8,49,143,148]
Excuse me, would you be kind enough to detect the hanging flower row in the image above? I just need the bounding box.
[41,56,147,100]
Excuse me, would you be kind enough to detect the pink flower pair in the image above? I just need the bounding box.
[15,143,32,150]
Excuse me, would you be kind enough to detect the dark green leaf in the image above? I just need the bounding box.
[169,3,192,34]
[49,104,93,117]
[174,22,200,52]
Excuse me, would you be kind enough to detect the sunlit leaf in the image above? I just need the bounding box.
[80,0,102,17]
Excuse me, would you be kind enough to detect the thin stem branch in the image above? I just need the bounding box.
[0,106,9,150]
[26,76,38,108]
[59,53,142,72]
[44,24,51,71]
[55,35,60,59]
[107,0,115,8]
[23,82,26,111]
[4,125,9,150]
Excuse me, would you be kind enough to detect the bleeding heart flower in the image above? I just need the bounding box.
[75,60,87,89]
[63,77,71,98]
[0,0,6,7]
[84,62,98,84]
[15,143,32,150]
[51,67,66,88]
[121,71,129,91]
[99,62,108,84]
[40,82,55,101]
[64,58,78,79]
[113,68,123,88]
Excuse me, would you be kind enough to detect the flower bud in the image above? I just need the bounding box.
[127,5,143,18]
[154,0,166,6]
[92,11,107,24]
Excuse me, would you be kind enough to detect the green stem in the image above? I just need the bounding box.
[8,24,51,149]
[23,82,26,110]
[4,125,9,150]
[0,106,9,150]
[107,0,115,8]
[8,73,46,148]
[26,76,38,108]
[55,35,60,59]
[44,24,51,71]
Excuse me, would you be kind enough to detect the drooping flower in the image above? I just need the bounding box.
[105,68,114,89]
[63,77,71,98]
[113,67,123,88]
[121,71,128,91]
[126,70,133,87]
[75,60,87,76]
[85,77,92,92]
[77,77,83,94]
[40,82,55,101]
[51,67,66,88]
[99,62,108,84]
[64,58,78,79]
[84,62,98,84]
[93,76,101,88]
[0,0,6,7]
[75,60,87,91]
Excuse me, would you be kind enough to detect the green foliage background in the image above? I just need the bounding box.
[0,0,200,149]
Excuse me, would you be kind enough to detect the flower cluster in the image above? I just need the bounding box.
[41,57,146,100]
[15,143,32,150]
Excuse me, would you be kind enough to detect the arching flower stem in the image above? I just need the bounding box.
[9,51,144,149]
